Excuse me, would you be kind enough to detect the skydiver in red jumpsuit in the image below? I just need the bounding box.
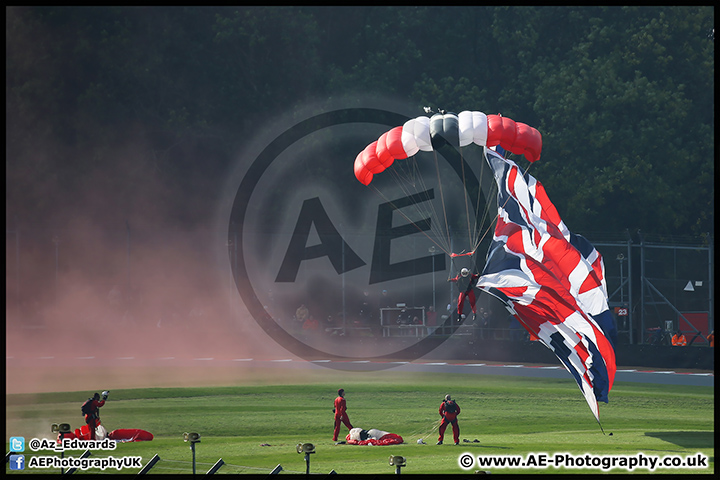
[82,392,107,440]
[448,268,480,321]
[437,394,461,445]
[332,388,353,441]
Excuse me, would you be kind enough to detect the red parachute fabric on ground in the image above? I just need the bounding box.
[108,429,154,442]
[78,424,92,439]
[56,424,153,443]
[345,433,404,446]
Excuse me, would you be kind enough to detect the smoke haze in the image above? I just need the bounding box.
[5,117,296,395]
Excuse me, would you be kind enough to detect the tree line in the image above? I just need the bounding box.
[6,6,714,239]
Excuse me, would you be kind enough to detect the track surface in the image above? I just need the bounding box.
[6,354,713,391]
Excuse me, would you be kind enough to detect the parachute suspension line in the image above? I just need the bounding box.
[469,148,484,254]
[431,150,453,253]
[406,418,442,441]
[474,149,539,257]
[597,418,606,435]
[368,165,450,255]
[367,183,452,258]
[472,191,499,257]
[470,148,498,257]
[447,248,455,281]
[458,148,474,253]
[520,158,536,183]
[406,153,452,254]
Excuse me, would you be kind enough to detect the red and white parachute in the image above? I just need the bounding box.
[353,110,542,262]
[352,110,616,426]
[56,422,153,443]
[346,427,404,446]
[354,111,542,186]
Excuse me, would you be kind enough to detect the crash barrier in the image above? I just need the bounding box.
[137,454,160,474]
[614,343,714,370]
[206,458,225,475]
[6,445,391,475]
[7,451,289,475]
[136,458,306,475]
[63,449,91,475]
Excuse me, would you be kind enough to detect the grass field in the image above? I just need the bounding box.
[5,368,714,475]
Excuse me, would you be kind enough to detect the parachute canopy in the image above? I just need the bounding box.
[351,110,616,425]
[352,109,543,260]
[56,423,153,443]
[354,111,542,186]
[346,427,404,446]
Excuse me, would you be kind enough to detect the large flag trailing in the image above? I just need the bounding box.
[477,148,616,424]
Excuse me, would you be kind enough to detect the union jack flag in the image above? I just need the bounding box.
[477,148,616,423]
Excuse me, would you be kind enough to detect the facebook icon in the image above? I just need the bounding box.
[9,454,25,470]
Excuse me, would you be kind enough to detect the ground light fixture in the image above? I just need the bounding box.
[389,455,406,474]
[183,432,201,474]
[296,443,315,474]
[51,423,72,474]
[51,423,72,434]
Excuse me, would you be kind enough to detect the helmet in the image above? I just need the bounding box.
[461,268,469,277]
[445,394,452,401]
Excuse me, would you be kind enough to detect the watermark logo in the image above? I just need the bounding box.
[227,103,487,368]
[9,454,25,470]
[27,437,117,452]
[457,452,710,472]
[10,436,25,452]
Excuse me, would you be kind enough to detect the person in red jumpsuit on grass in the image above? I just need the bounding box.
[448,268,480,321]
[437,394,461,445]
[332,388,353,441]
[82,392,107,440]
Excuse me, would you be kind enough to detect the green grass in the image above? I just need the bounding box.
[5,369,714,474]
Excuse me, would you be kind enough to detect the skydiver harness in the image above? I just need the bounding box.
[81,398,98,418]
[444,400,458,414]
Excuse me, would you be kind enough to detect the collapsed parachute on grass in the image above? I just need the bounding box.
[346,427,404,446]
[56,422,153,443]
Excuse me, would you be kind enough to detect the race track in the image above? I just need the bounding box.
[6,354,713,395]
